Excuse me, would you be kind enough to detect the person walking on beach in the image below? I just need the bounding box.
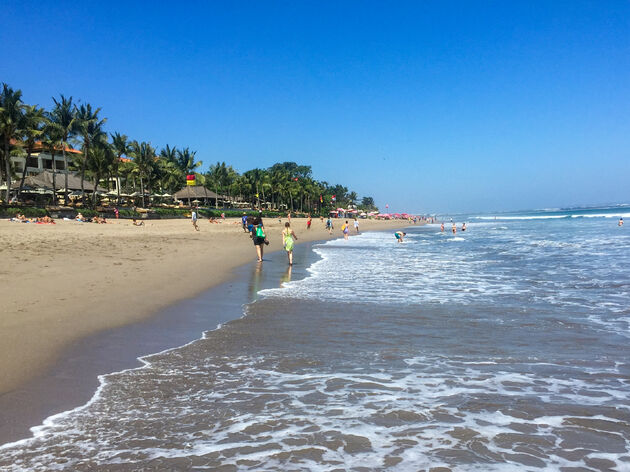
[342,220,350,240]
[253,220,268,262]
[307,214,312,230]
[191,208,199,231]
[282,222,298,265]
[354,218,359,234]
[242,212,248,232]
[326,217,333,234]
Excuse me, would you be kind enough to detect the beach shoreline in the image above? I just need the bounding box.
[0,217,411,445]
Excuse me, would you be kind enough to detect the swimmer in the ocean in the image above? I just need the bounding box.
[462,223,467,231]
[619,217,624,227]
[452,223,456,234]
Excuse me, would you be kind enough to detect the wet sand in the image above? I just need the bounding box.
[0,217,408,444]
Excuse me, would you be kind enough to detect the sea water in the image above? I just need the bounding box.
[1,207,629,471]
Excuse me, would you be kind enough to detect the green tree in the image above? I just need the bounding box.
[50,95,76,205]
[177,147,202,174]
[41,119,64,205]
[87,141,115,205]
[110,132,129,204]
[74,103,107,204]
[0,83,25,202]
[16,104,46,200]
[129,140,156,207]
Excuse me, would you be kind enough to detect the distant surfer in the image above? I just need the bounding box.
[619,217,624,227]
[394,231,406,243]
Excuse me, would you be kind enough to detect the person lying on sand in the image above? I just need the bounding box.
[75,213,85,222]
[132,218,144,226]
[208,217,219,224]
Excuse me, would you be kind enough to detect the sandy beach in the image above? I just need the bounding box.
[0,216,405,397]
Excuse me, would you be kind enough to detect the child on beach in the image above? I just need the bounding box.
[282,222,298,265]
[394,231,406,242]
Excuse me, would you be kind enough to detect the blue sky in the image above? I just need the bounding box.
[2,1,629,214]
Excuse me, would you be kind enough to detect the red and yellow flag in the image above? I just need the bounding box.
[186,174,196,186]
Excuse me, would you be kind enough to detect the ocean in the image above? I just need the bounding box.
[1,205,629,471]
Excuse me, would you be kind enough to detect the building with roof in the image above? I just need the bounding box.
[11,141,82,176]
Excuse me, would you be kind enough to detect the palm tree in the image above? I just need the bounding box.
[87,141,115,205]
[41,120,64,205]
[74,103,107,205]
[50,95,76,205]
[0,83,25,202]
[160,144,178,165]
[347,191,358,207]
[129,140,156,207]
[110,132,129,204]
[207,161,228,208]
[16,104,46,200]
[177,147,202,174]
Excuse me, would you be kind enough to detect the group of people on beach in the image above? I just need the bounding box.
[8,214,55,224]
[440,221,466,233]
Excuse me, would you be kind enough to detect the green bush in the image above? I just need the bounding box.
[1,206,48,218]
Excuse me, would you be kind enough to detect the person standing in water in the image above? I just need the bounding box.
[282,222,298,265]
[441,222,445,232]
[253,221,268,262]
[394,231,406,242]
[452,223,457,234]
[462,222,467,231]
[619,217,624,227]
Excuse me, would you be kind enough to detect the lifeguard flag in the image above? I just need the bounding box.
[186,174,196,186]
[331,195,336,202]
[319,195,323,203]
[293,177,299,181]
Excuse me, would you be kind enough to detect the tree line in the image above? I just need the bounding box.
[0,83,377,213]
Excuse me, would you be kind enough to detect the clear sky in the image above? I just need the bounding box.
[2,1,629,214]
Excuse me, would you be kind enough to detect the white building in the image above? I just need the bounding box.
[11,141,82,176]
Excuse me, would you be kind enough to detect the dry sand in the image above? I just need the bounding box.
[0,216,406,395]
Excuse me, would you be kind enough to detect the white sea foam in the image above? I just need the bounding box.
[2,219,629,471]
